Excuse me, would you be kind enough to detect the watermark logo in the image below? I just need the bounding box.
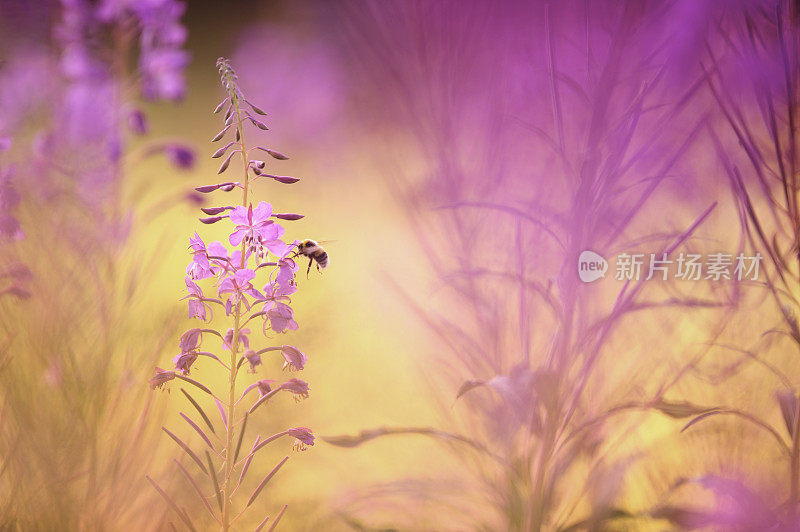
[578,251,762,283]
[578,250,608,283]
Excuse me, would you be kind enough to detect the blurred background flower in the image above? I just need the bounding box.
[0,0,798,530]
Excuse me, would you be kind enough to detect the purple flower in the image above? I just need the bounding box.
[186,232,216,280]
[281,345,306,371]
[149,367,176,389]
[243,349,261,372]
[183,276,211,321]
[223,327,250,351]
[263,300,298,334]
[228,201,280,249]
[218,268,260,315]
[275,257,298,289]
[288,426,314,450]
[280,378,309,400]
[207,241,241,275]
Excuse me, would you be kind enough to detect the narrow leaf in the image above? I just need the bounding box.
[146,476,199,532]
[174,459,217,521]
[254,515,271,532]
[214,397,228,429]
[266,505,288,532]
[234,412,249,463]
[181,388,215,434]
[206,451,224,512]
[456,379,485,400]
[651,399,718,419]
[247,456,289,507]
[180,412,215,450]
[238,436,261,489]
[162,427,208,474]
[175,374,213,395]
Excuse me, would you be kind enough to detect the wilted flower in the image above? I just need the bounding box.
[288,427,315,450]
[243,349,261,372]
[223,327,250,351]
[149,367,176,389]
[178,328,202,353]
[281,345,306,371]
[172,351,197,375]
[281,378,309,401]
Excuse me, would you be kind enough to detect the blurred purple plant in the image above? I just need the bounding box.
[324,1,739,530]
[0,2,194,528]
[662,0,800,528]
[148,58,315,531]
[29,0,194,213]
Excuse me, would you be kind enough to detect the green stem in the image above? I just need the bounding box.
[222,88,250,532]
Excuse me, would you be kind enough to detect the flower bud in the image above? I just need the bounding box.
[212,124,231,142]
[213,98,228,114]
[269,175,300,184]
[247,117,269,130]
[199,216,225,224]
[218,151,236,174]
[201,206,232,215]
[196,184,223,193]
[255,147,288,160]
[273,213,304,221]
[211,141,235,159]
[245,99,267,115]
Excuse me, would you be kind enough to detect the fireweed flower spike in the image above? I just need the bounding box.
[149,59,316,531]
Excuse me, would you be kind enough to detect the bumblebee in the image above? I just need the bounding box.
[294,239,329,276]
